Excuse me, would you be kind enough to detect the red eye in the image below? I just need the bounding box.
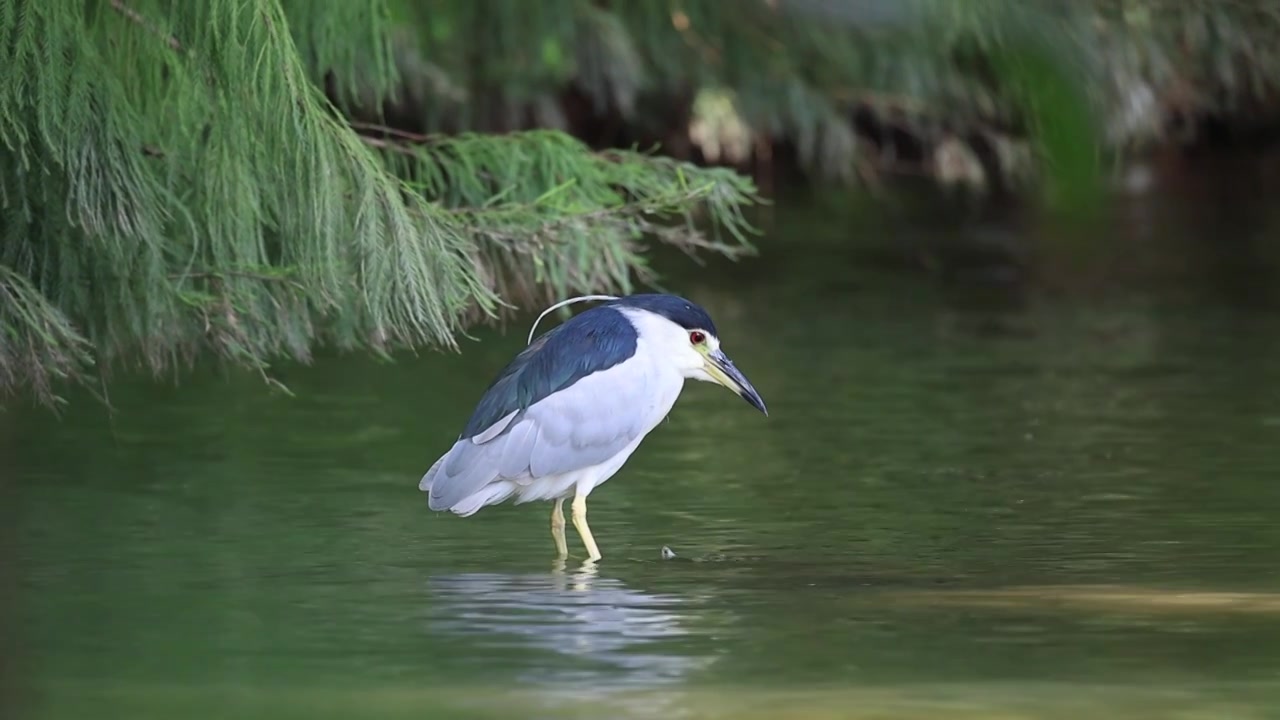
[689,330,706,345]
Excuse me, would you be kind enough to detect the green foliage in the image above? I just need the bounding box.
[378,0,1280,183]
[4,0,1279,407]
[0,0,757,406]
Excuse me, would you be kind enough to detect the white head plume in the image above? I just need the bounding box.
[526,294,621,345]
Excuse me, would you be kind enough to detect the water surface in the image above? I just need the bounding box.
[8,184,1280,719]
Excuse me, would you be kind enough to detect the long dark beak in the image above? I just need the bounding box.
[706,348,768,416]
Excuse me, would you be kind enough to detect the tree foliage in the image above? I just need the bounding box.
[4,0,1279,407]
[0,0,756,406]
[370,0,1280,185]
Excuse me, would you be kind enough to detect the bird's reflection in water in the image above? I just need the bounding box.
[427,560,716,691]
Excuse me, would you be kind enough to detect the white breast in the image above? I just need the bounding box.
[558,327,685,499]
[630,332,687,434]
[501,327,686,505]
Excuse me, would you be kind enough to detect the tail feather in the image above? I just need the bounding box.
[418,454,445,492]
[450,481,517,517]
[421,441,501,513]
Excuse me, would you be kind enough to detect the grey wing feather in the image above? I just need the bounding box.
[498,419,539,477]
[424,360,654,511]
[473,410,518,444]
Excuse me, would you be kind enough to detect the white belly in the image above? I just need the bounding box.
[513,350,684,504]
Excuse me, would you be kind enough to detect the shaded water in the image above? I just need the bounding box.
[8,168,1280,718]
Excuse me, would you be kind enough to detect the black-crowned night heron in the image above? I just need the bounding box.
[419,293,767,562]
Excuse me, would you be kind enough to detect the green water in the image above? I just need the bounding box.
[8,187,1280,718]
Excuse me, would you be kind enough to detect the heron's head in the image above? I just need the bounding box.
[613,294,768,416]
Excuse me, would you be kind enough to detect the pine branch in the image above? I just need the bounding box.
[107,0,182,51]
[0,0,760,407]
[347,120,434,142]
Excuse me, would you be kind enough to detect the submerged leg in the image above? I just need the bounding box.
[551,498,568,559]
[571,492,602,562]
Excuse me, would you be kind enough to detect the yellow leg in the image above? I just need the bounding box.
[551,498,568,559]
[571,492,602,562]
